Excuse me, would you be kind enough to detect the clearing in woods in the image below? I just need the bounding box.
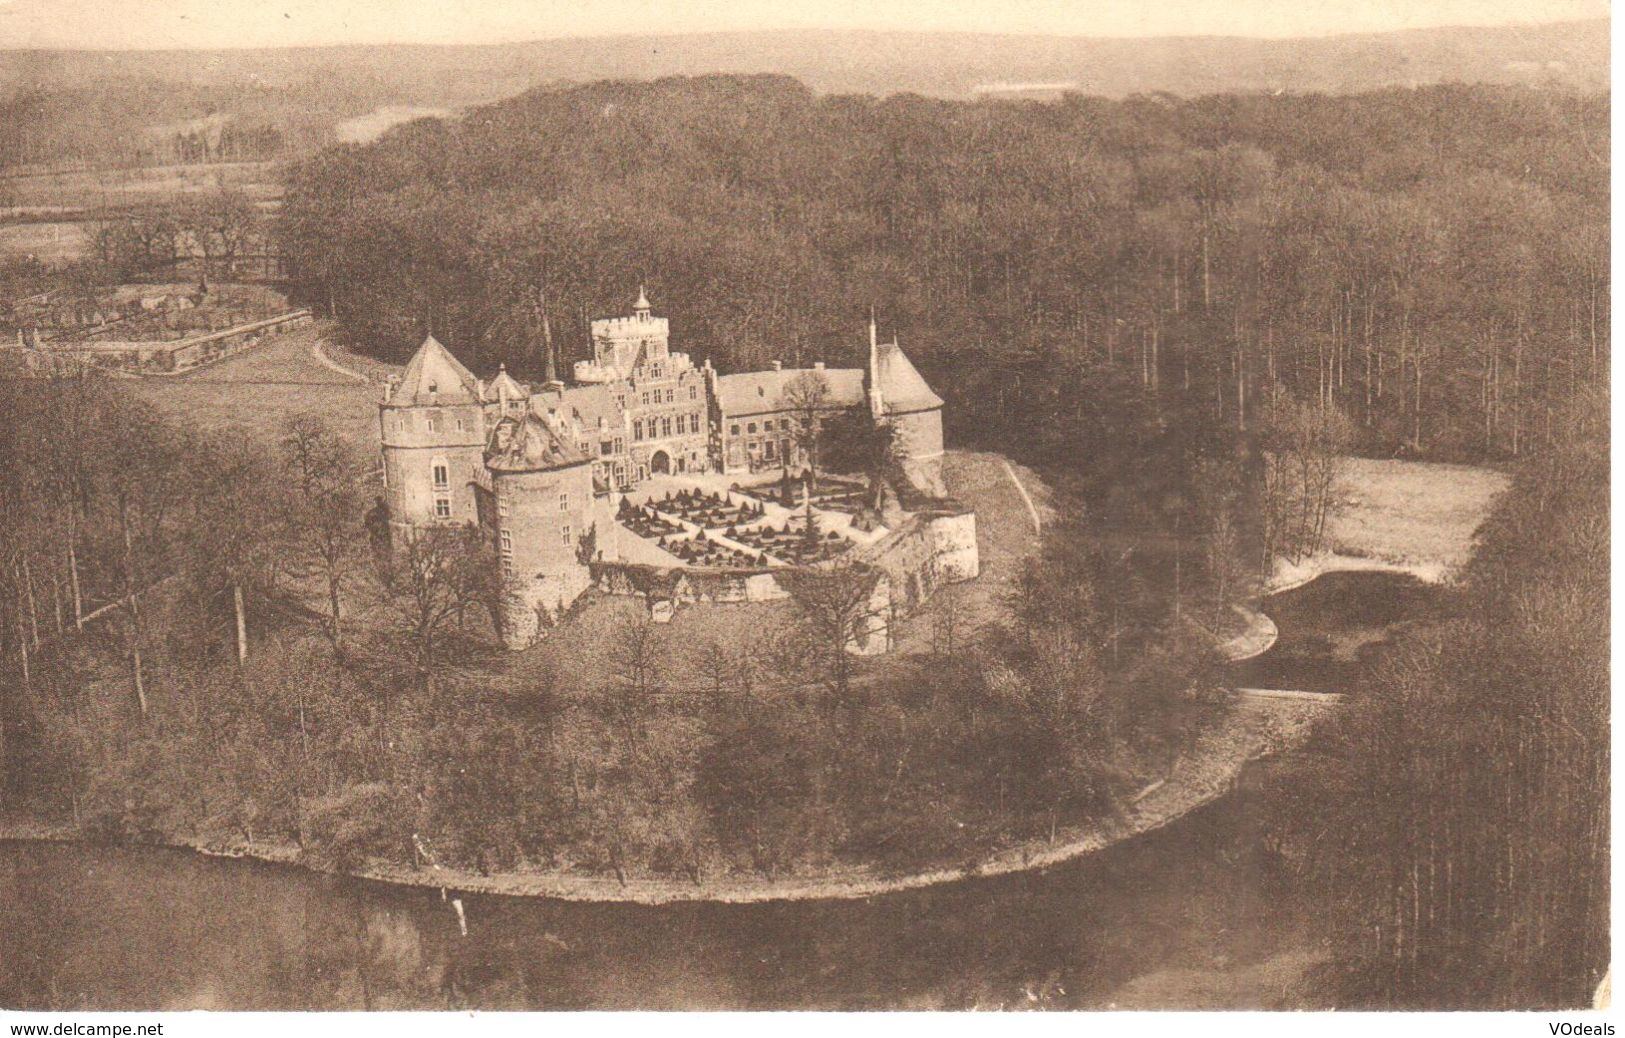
[128,321,385,448]
[1328,457,1511,575]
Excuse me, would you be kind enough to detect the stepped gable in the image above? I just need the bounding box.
[485,413,589,473]
[394,334,481,405]
[871,341,943,415]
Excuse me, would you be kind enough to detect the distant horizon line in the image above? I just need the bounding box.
[0,15,1607,56]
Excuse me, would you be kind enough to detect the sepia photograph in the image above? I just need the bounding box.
[0,0,1610,1018]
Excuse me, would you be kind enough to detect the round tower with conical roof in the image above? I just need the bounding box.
[866,320,947,499]
[485,412,597,649]
[379,335,490,546]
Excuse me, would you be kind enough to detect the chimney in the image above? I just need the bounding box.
[771,360,782,371]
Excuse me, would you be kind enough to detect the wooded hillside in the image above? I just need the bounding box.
[280,75,1608,467]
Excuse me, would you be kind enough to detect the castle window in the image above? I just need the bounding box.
[664,388,674,404]
[498,496,509,517]
[434,497,451,520]
[765,440,777,460]
[613,437,624,453]
[455,418,467,432]
[500,530,513,554]
[432,463,449,490]
[730,424,740,436]
[560,524,572,547]
[426,416,439,433]
[662,417,672,437]
[641,392,650,406]
[601,441,614,457]
[689,385,697,400]
[633,419,643,441]
[559,492,570,512]
[428,382,438,394]
[747,423,757,434]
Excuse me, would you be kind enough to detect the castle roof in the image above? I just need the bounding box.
[535,381,622,436]
[485,413,589,473]
[871,341,943,415]
[393,335,480,406]
[485,364,529,402]
[716,367,865,418]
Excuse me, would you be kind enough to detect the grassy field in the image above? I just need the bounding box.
[1328,457,1511,574]
[0,161,282,211]
[127,322,385,449]
[0,220,90,262]
[0,161,284,263]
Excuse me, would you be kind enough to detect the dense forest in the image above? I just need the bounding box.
[1268,385,1608,1009]
[281,74,1608,474]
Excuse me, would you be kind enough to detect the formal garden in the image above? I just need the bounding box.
[616,483,858,568]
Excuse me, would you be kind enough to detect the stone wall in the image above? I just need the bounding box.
[862,505,977,611]
[31,309,317,375]
[583,502,979,653]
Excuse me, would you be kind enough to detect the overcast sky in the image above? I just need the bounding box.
[0,0,1609,51]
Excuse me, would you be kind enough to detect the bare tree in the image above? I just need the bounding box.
[379,524,498,692]
[280,414,365,657]
[608,612,663,745]
[781,561,886,699]
[1260,394,1354,564]
[779,370,830,490]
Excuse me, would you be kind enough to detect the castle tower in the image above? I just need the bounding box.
[485,412,596,649]
[379,335,489,545]
[578,287,670,382]
[867,324,947,499]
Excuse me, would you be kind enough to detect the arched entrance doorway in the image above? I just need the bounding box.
[650,450,671,475]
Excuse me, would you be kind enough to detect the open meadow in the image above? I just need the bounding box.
[127,321,385,449]
[0,160,282,211]
[1328,457,1512,575]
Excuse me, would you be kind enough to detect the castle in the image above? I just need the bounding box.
[379,290,972,648]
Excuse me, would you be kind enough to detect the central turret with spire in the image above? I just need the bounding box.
[577,286,676,383]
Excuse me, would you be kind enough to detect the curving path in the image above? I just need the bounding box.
[310,340,369,382]
[1002,458,1043,534]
